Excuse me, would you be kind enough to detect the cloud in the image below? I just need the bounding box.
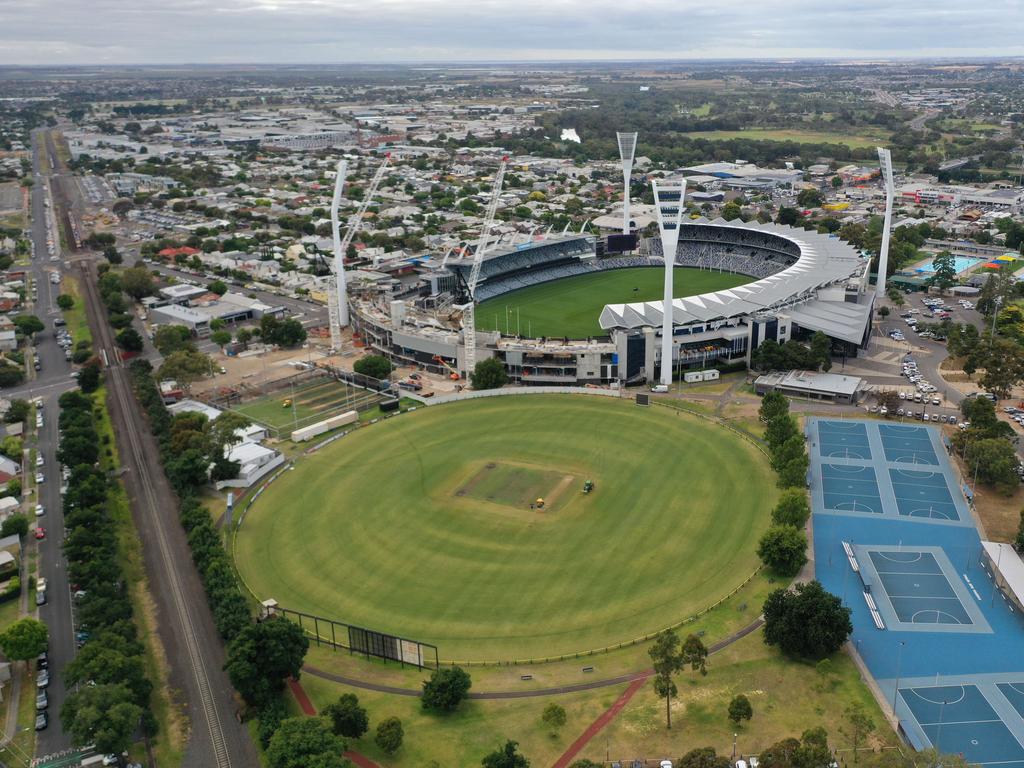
[0,0,1022,64]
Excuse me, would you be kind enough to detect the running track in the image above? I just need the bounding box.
[288,677,381,768]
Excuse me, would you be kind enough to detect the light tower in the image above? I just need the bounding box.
[875,147,895,299]
[617,132,638,235]
[328,159,349,349]
[652,178,687,387]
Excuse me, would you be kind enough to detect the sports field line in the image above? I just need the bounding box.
[919,718,1003,726]
[888,594,961,600]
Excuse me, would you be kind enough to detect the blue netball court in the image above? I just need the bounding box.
[807,418,1024,766]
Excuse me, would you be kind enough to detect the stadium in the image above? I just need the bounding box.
[350,217,872,385]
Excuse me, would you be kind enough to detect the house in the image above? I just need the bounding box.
[0,455,20,484]
[0,330,16,352]
[0,497,19,521]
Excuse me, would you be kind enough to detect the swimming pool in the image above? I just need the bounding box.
[915,256,981,275]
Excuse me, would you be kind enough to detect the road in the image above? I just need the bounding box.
[27,129,80,758]
[77,260,258,767]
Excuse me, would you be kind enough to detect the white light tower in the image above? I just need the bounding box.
[329,159,349,349]
[875,147,895,299]
[652,178,687,387]
[617,132,638,235]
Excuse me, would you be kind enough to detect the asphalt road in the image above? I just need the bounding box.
[26,129,79,757]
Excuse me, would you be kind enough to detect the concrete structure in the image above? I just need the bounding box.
[981,541,1024,613]
[214,442,285,490]
[616,132,638,235]
[652,178,686,387]
[876,147,895,299]
[754,370,865,404]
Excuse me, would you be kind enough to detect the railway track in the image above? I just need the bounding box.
[79,262,235,768]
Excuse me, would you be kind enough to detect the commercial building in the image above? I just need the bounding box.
[754,370,865,404]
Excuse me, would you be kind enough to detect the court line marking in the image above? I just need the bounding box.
[910,609,966,624]
[874,552,927,564]
[907,686,968,706]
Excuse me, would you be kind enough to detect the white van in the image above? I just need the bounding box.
[651,384,669,393]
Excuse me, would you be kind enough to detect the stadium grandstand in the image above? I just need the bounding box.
[349,219,870,386]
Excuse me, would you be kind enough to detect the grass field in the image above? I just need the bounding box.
[682,128,890,148]
[233,376,381,434]
[476,267,751,338]
[235,396,774,661]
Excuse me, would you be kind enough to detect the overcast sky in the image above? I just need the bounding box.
[2,0,1023,66]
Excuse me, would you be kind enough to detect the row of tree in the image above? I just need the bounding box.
[751,332,832,374]
[56,388,160,756]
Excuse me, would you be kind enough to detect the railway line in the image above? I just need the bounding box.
[78,261,255,767]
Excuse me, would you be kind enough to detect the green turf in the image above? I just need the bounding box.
[233,378,377,433]
[234,396,774,661]
[682,128,891,148]
[476,267,752,338]
[457,461,573,510]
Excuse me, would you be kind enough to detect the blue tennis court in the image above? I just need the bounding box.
[889,468,960,521]
[879,424,939,466]
[899,684,1024,766]
[817,421,872,460]
[869,551,973,625]
[821,463,883,514]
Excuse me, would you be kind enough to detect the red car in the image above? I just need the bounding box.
[34,527,45,540]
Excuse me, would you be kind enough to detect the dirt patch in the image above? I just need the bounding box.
[543,474,577,509]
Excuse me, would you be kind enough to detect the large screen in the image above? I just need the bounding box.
[606,233,639,253]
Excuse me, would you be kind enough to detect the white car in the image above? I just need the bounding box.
[34,473,44,485]
[34,505,44,517]
[35,455,44,467]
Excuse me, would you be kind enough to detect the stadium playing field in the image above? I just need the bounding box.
[234,395,774,661]
[476,267,752,338]
[233,376,381,435]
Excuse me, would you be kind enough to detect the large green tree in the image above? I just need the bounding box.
[481,740,529,768]
[0,617,48,667]
[61,683,142,757]
[224,618,309,708]
[759,391,789,424]
[928,251,957,294]
[470,357,508,390]
[648,629,683,729]
[353,355,392,380]
[266,717,350,768]
[763,581,852,659]
[771,489,811,528]
[421,666,472,712]
[757,525,809,577]
[322,693,368,739]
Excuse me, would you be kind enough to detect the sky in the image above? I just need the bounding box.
[2,0,1024,66]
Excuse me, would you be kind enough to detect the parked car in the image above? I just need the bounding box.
[36,670,49,688]
[36,691,47,710]
[34,712,47,731]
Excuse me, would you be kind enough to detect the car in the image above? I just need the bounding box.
[36,455,43,467]
[36,670,49,688]
[897,408,905,416]
[103,755,122,766]
[932,398,941,406]
[34,712,48,731]
[36,577,46,591]
[899,392,907,400]
[923,414,930,422]
[35,589,46,606]
[37,652,47,670]
[34,504,44,517]
[35,473,44,484]
[34,527,45,540]
[36,691,47,710]
[869,405,879,413]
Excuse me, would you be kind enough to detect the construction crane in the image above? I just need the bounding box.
[329,153,391,350]
[462,156,508,378]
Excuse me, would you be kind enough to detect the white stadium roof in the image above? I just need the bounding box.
[599,218,866,331]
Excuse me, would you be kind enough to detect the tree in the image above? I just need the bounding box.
[681,634,708,677]
[56,294,74,310]
[470,357,508,390]
[777,207,800,226]
[13,314,44,337]
[374,716,404,755]
[0,435,20,459]
[878,305,890,318]
[728,694,753,725]
[481,740,529,768]
[61,683,142,757]
[421,666,472,711]
[275,318,307,347]
[763,581,852,659]
[678,747,731,768]
[795,726,832,768]
[0,618,48,666]
[0,363,25,388]
[266,717,350,768]
[771,434,806,474]
[759,737,801,768]
[541,702,567,735]
[758,525,808,577]
[210,330,232,347]
[116,327,143,352]
[353,355,392,381]
[928,251,957,294]
[4,399,29,424]
[648,629,683,729]
[322,693,368,739]
[765,414,799,451]
[103,245,122,264]
[236,328,253,349]
[841,703,875,762]
[159,350,212,390]
[1016,509,1024,553]
[759,391,789,424]
[797,188,822,208]
[78,361,102,393]
[722,201,742,221]
[208,279,228,295]
[0,514,29,539]
[777,452,810,490]
[831,175,844,189]
[772,489,810,528]
[120,267,155,300]
[224,618,310,708]
[153,325,194,356]
[809,332,831,372]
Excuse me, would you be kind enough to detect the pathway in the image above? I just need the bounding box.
[287,677,381,768]
[551,676,648,768]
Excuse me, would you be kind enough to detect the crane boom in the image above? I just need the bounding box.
[328,154,391,349]
[463,156,508,378]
